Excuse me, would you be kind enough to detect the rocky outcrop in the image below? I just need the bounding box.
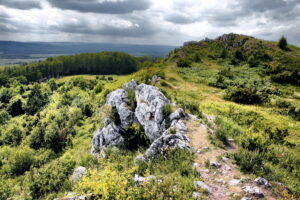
[106,89,135,128]
[91,79,191,158]
[91,120,125,154]
[135,83,169,142]
[71,166,87,182]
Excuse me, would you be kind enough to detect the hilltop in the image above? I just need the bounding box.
[0,33,299,200]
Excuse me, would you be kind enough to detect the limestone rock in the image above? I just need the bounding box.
[133,174,155,185]
[71,166,87,182]
[210,161,221,168]
[242,186,264,198]
[194,181,213,193]
[135,83,169,142]
[106,89,135,128]
[169,108,188,122]
[254,177,272,188]
[122,79,138,90]
[91,121,125,154]
[143,133,190,158]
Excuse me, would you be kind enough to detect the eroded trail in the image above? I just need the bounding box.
[186,120,277,200]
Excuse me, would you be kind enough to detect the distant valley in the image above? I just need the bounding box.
[0,41,176,65]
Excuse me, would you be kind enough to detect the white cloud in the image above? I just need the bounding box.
[0,0,299,46]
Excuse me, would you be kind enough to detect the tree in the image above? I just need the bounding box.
[25,84,49,115]
[278,36,288,50]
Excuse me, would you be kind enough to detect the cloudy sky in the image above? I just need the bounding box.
[0,0,300,46]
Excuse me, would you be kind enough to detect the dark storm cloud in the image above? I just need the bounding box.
[49,14,157,38]
[0,0,41,10]
[47,0,151,14]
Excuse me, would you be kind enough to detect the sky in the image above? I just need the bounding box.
[0,0,300,46]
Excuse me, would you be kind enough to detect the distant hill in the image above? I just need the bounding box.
[0,41,176,65]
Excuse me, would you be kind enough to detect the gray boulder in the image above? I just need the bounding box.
[242,186,264,198]
[135,83,169,142]
[194,181,213,193]
[254,177,272,188]
[133,174,155,185]
[106,89,135,128]
[169,108,188,122]
[122,79,138,90]
[71,166,87,182]
[143,133,190,158]
[91,121,125,154]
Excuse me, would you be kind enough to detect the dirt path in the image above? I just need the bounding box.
[186,120,277,200]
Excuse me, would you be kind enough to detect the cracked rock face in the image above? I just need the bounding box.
[91,121,125,154]
[91,79,191,157]
[106,89,135,128]
[135,83,169,142]
[143,133,190,158]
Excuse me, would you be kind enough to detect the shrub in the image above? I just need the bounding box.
[278,36,288,50]
[225,87,263,104]
[0,110,11,124]
[28,158,75,199]
[163,104,172,118]
[247,55,258,67]
[234,149,268,173]
[94,82,103,94]
[0,146,35,176]
[1,123,24,146]
[176,58,191,68]
[7,96,25,117]
[126,89,136,111]
[125,123,149,149]
[25,84,49,115]
[47,79,58,91]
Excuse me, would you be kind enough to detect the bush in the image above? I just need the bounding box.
[0,146,35,176]
[126,89,137,111]
[0,110,11,124]
[234,149,268,173]
[25,84,49,115]
[125,123,149,149]
[94,82,103,94]
[176,58,191,68]
[163,104,172,118]
[225,87,263,104]
[247,55,258,67]
[28,158,75,199]
[278,36,288,50]
[1,123,24,146]
[7,96,25,116]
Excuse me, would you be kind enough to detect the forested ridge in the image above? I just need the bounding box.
[0,52,152,83]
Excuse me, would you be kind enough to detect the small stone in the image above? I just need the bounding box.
[194,181,213,193]
[240,197,252,200]
[192,191,201,199]
[71,166,87,182]
[229,179,241,186]
[221,156,229,162]
[217,179,226,184]
[210,161,221,168]
[133,174,155,185]
[242,186,264,198]
[254,177,272,188]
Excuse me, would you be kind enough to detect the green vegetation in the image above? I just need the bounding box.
[0,34,299,199]
[279,36,288,50]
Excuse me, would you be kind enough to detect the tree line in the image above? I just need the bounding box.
[0,52,141,82]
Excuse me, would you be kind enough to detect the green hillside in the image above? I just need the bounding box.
[0,34,299,199]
